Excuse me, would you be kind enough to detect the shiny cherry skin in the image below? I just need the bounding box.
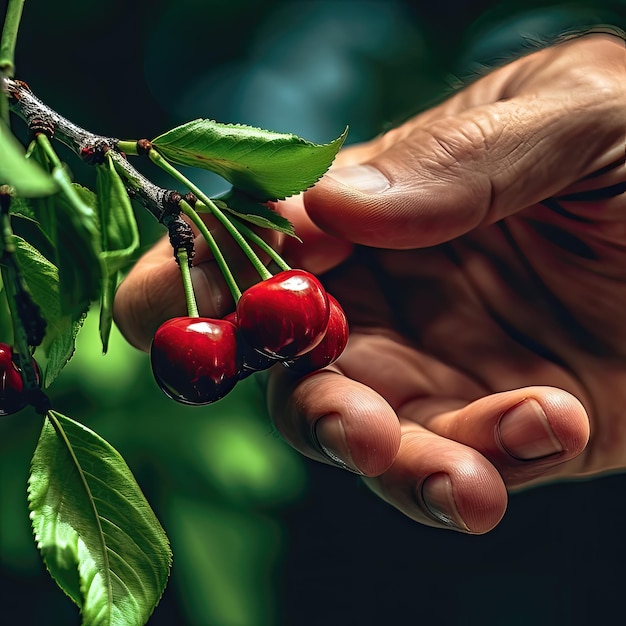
[236,270,330,360]
[286,294,349,374]
[150,317,241,405]
[223,312,277,378]
[0,343,37,416]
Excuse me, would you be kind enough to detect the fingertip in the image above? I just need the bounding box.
[268,368,401,476]
[366,433,508,534]
[537,387,590,459]
[420,469,507,534]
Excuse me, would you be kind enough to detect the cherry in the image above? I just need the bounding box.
[0,343,38,416]
[223,312,277,377]
[150,317,241,405]
[236,269,330,360]
[286,294,349,374]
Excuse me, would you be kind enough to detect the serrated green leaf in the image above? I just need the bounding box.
[28,411,171,626]
[96,154,139,352]
[152,120,347,201]
[12,236,86,386]
[0,120,58,197]
[209,190,296,237]
[8,195,38,222]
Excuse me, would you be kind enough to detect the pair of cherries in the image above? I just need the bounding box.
[0,343,39,416]
[150,269,349,405]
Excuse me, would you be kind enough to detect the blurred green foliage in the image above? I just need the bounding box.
[1,0,624,624]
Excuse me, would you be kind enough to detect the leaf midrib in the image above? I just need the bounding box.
[48,410,113,615]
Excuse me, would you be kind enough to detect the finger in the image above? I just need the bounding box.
[303,39,625,249]
[267,366,401,477]
[403,386,590,488]
[272,195,354,275]
[364,386,590,534]
[364,425,508,534]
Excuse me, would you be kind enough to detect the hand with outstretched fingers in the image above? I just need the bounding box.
[114,32,626,533]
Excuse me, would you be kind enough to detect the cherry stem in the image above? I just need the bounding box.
[176,248,199,318]
[148,149,272,281]
[179,198,242,302]
[229,216,291,272]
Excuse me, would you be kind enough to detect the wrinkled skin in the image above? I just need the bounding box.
[115,33,626,533]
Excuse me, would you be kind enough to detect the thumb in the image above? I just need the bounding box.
[304,93,622,249]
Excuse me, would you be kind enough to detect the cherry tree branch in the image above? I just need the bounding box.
[5,78,179,222]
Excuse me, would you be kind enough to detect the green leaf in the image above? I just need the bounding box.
[152,120,347,201]
[8,195,38,222]
[96,154,139,352]
[12,235,86,386]
[28,411,171,626]
[97,154,139,266]
[53,182,103,318]
[209,190,296,237]
[0,120,58,197]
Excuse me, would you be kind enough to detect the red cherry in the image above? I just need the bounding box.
[150,317,241,405]
[0,343,38,416]
[286,294,349,374]
[236,270,330,360]
[224,311,278,377]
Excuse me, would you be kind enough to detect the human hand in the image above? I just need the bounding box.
[114,33,625,533]
[268,32,626,533]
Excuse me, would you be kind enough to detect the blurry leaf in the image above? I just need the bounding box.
[152,120,347,200]
[28,410,172,626]
[189,377,306,506]
[210,190,296,237]
[168,497,281,626]
[96,154,139,352]
[0,120,58,196]
[12,236,85,386]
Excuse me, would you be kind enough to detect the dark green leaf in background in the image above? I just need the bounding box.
[28,411,172,626]
[96,154,139,352]
[152,120,347,201]
[52,182,103,319]
[12,236,85,386]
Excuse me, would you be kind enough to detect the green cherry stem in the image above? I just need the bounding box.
[228,216,291,272]
[148,148,272,281]
[0,0,25,79]
[176,247,199,318]
[37,134,99,233]
[179,198,242,302]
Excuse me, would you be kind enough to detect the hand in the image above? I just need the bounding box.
[268,32,626,533]
[113,33,626,534]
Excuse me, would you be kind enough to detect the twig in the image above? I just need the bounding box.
[5,78,176,222]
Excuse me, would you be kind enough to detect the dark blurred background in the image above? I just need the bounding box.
[1,1,625,624]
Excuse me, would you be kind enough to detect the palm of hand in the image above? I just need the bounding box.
[327,189,626,488]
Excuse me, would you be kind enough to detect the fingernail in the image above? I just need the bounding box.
[421,473,469,531]
[314,414,364,474]
[497,399,563,461]
[327,165,391,194]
